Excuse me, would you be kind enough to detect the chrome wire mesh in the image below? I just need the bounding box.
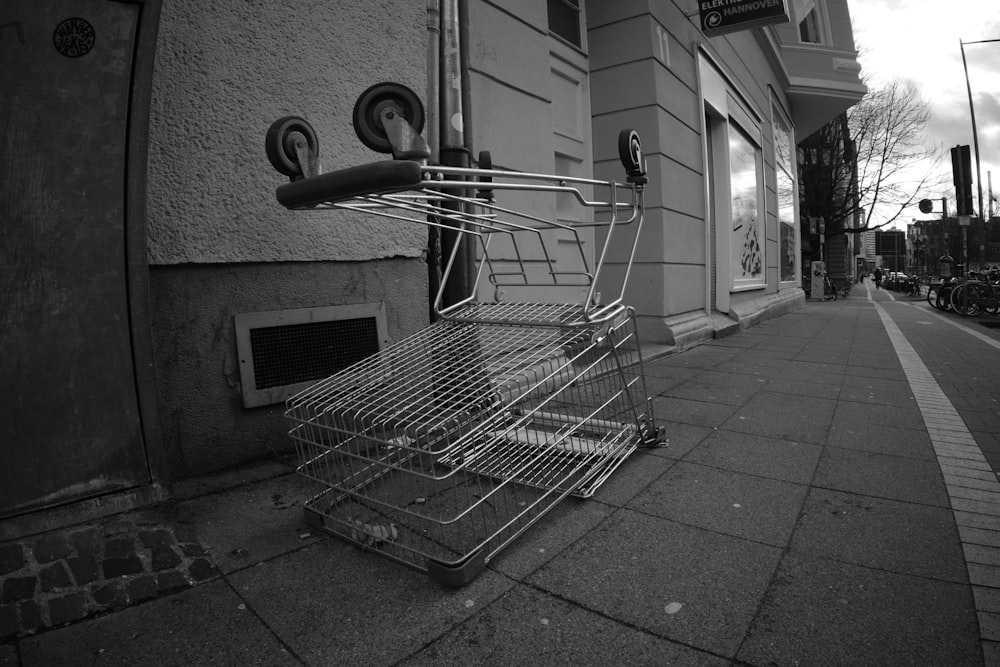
[278,153,662,583]
[287,305,651,573]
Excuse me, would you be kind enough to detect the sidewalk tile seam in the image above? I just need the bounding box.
[929,425,979,435]
[938,457,993,471]
[934,442,984,453]
[929,429,979,440]
[948,487,1000,505]
[964,544,1000,567]
[935,442,985,453]
[926,416,975,426]
[942,466,1000,482]
[956,511,1000,531]
[944,474,1000,493]
[936,450,988,463]
[929,429,979,441]
[926,421,970,431]
[951,497,1000,517]
[978,612,1000,642]
[960,527,1000,548]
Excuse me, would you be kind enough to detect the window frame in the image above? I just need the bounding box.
[790,0,830,45]
[547,0,582,49]
[699,53,768,312]
[772,103,799,286]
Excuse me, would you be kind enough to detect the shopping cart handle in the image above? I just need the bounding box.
[275,160,424,209]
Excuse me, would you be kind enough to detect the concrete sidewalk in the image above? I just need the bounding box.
[2,287,994,665]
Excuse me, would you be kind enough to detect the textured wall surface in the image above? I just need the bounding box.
[146,0,428,264]
[144,1,431,478]
[588,3,803,343]
[149,260,427,478]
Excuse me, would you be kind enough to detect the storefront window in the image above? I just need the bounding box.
[728,124,764,284]
[774,112,797,282]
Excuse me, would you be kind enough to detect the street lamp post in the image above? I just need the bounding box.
[959,37,1000,270]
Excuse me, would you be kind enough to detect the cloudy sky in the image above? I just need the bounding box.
[848,0,1000,228]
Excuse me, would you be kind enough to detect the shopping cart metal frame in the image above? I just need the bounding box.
[267,82,666,585]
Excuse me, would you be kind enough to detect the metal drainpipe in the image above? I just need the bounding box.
[438,0,472,312]
[458,0,477,293]
[426,0,442,322]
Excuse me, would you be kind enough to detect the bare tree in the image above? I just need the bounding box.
[798,78,947,238]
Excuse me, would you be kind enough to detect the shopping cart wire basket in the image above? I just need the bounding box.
[266,82,667,586]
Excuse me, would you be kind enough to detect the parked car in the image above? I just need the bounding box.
[885,272,908,290]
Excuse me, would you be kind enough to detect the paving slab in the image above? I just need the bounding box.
[812,447,950,506]
[847,349,904,371]
[682,430,823,484]
[642,369,700,396]
[790,488,968,582]
[709,354,791,378]
[842,364,908,381]
[782,359,847,379]
[627,462,808,547]
[646,344,742,370]
[720,391,837,444]
[838,374,916,407]
[527,508,782,658]
[18,580,296,666]
[792,348,851,365]
[749,345,803,360]
[645,420,714,460]
[399,584,728,666]
[176,473,322,575]
[737,552,982,666]
[704,333,769,348]
[825,420,936,460]
[662,370,769,406]
[228,540,515,666]
[763,374,842,400]
[487,498,614,581]
[832,400,925,431]
[588,450,677,507]
[649,396,740,429]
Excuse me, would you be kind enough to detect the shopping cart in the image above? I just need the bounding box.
[266,82,666,585]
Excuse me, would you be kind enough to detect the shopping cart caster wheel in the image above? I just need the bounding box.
[353,82,425,154]
[476,150,494,198]
[618,129,646,182]
[265,116,318,177]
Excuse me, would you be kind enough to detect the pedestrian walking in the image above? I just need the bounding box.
[874,267,883,289]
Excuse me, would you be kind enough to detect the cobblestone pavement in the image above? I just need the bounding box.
[0,509,217,639]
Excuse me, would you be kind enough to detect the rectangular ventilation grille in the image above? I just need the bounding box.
[249,318,380,390]
[234,303,388,408]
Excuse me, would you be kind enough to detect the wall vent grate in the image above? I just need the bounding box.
[234,304,388,408]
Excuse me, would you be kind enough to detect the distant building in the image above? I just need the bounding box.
[875,230,906,272]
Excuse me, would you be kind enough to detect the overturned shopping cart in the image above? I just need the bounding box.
[266,82,666,585]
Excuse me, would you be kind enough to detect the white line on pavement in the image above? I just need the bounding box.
[870,299,1000,658]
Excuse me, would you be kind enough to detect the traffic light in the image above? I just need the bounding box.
[951,144,973,216]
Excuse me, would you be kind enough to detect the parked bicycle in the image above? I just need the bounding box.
[926,278,946,308]
[948,273,1000,316]
[901,275,922,297]
[933,277,958,311]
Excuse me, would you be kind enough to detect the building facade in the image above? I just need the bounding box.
[1,0,864,534]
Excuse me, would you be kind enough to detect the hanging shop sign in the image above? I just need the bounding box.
[700,0,790,37]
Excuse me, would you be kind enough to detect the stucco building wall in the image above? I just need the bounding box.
[588,3,803,346]
[145,0,429,478]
